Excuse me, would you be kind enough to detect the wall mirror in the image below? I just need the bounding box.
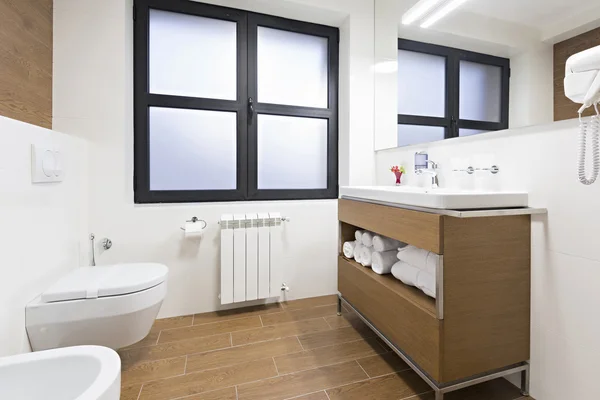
[374,0,600,150]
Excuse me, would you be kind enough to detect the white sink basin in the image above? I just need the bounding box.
[0,346,121,400]
[340,186,528,210]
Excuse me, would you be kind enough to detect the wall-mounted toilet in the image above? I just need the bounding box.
[26,263,168,351]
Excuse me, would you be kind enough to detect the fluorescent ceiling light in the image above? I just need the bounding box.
[420,0,469,28]
[402,0,444,25]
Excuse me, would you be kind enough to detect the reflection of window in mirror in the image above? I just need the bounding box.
[397,39,509,147]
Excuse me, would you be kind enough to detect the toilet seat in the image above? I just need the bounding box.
[26,263,169,351]
[41,263,168,303]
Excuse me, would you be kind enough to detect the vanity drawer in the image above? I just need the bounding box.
[338,256,441,381]
[338,199,443,253]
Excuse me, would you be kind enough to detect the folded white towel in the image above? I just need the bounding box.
[343,241,356,259]
[391,261,421,286]
[417,271,436,298]
[360,246,375,267]
[372,236,407,252]
[353,243,365,264]
[361,231,375,247]
[397,245,439,275]
[371,251,398,275]
[355,230,365,242]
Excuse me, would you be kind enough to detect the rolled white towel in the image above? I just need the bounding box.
[391,261,421,287]
[353,242,365,264]
[417,271,436,298]
[355,230,365,242]
[372,236,407,252]
[360,246,375,267]
[361,231,375,247]
[343,241,356,259]
[397,245,439,275]
[371,251,398,275]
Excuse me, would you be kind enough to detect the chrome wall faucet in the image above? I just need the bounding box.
[414,151,439,188]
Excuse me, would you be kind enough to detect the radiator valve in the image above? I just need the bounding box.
[281,283,290,292]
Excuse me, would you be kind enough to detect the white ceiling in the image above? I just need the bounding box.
[463,0,599,29]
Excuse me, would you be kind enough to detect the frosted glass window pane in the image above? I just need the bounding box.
[397,125,445,147]
[149,107,236,191]
[398,50,445,117]
[459,129,490,137]
[257,27,328,108]
[459,61,501,122]
[149,9,236,100]
[258,115,327,189]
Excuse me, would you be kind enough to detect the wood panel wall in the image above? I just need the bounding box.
[554,27,600,122]
[0,0,53,129]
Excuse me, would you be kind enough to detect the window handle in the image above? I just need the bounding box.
[248,97,255,119]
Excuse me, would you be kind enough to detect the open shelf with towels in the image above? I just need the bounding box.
[337,198,532,391]
[339,256,437,318]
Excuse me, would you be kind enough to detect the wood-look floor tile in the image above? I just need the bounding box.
[120,316,194,350]
[139,358,277,400]
[119,333,231,368]
[326,370,431,400]
[181,387,238,400]
[237,360,368,400]
[194,303,283,325]
[274,338,386,374]
[324,313,365,330]
[356,352,410,378]
[158,316,262,344]
[298,325,375,350]
[260,305,339,326]
[186,337,302,373]
[153,315,194,331]
[121,383,142,400]
[416,379,524,400]
[231,317,331,346]
[121,330,160,350]
[290,391,330,400]
[281,295,339,310]
[121,356,186,386]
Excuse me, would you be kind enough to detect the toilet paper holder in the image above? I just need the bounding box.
[180,217,207,231]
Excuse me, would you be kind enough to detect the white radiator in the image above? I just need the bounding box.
[220,212,284,304]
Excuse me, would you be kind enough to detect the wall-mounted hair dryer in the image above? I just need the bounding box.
[564,45,600,185]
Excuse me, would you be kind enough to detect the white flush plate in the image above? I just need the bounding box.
[31,144,64,183]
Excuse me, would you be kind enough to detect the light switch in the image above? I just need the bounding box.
[32,144,65,183]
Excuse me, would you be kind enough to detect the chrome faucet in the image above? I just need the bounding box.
[414,151,439,188]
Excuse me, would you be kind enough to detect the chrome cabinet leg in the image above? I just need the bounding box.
[337,295,342,316]
[520,365,530,396]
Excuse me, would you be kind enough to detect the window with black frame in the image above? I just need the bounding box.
[133,0,339,203]
[397,39,510,147]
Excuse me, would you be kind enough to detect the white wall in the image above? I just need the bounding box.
[0,116,88,357]
[376,118,600,400]
[509,44,554,129]
[52,0,375,318]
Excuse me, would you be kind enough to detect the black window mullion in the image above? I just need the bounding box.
[447,52,460,139]
[246,12,259,200]
[458,120,505,131]
[147,94,239,112]
[255,103,333,118]
[398,115,447,127]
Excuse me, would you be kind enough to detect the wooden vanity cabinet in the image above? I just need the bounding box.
[338,199,531,384]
